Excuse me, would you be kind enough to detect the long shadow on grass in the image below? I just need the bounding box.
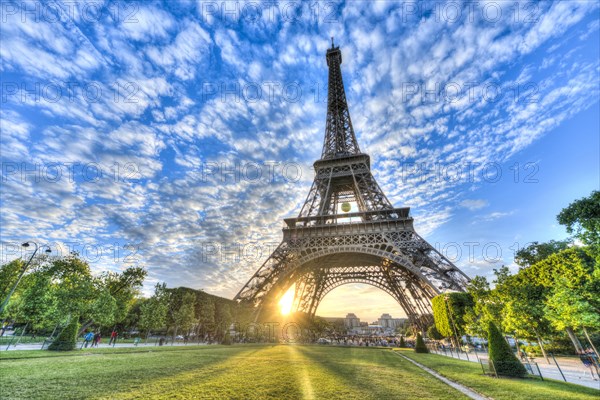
[297,346,468,400]
[0,345,267,400]
[101,345,294,400]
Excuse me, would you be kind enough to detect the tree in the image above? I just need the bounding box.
[494,269,553,362]
[415,333,428,353]
[13,273,56,332]
[78,266,147,334]
[1,253,149,339]
[545,282,600,357]
[521,247,598,353]
[432,292,473,346]
[214,302,232,342]
[198,297,215,340]
[173,292,196,340]
[0,259,24,303]
[487,321,526,378]
[122,298,144,330]
[102,267,147,323]
[45,254,95,319]
[48,317,79,351]
[139,283,169,340]
[464,276,491,337]
[515,240,570,268]
[88,289,118,328]
[557,190,600,246]
[501,285,551,362]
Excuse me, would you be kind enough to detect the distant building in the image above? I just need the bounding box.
[344,313,361,328]
[320,313,407,335]
[378,314,408,331]
[367,324,384,334]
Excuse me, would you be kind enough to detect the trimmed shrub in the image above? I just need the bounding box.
[415,333,429,353]
[399,336,406,348]
[48,318,79,351]
[487,322,526,377]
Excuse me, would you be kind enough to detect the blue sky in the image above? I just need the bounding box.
[1,1,599,321]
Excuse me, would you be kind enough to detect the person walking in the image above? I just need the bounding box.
[92,332,101,347]
[83,331,94,348]
[109,330,118,346]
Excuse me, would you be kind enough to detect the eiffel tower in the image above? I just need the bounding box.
[235,41,470,330]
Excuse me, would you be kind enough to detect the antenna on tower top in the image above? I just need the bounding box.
[331,37,334,48]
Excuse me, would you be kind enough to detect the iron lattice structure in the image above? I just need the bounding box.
[235,43,469,329]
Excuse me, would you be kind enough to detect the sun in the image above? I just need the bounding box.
[279,285,295,315]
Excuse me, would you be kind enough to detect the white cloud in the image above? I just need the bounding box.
[460,199,489,210]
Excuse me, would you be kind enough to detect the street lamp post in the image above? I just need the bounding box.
[0,242,51,315]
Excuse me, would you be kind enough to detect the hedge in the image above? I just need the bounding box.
[48,318,79,351]
[432,292,473,338]
[488,321,527,377]
[399,336,406,348]
[415,333,429,353]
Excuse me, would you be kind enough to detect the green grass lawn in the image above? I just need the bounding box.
[1,345,597,400]
[0,345,465,400]
[396,349,598,400]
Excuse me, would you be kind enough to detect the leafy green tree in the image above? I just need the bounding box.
[487,321,526,377]
[173,292,197,339]
[521,247,598,353]
[198,297,215,339]
[0,259,24,303]
[463,275,504,341]
[78,266,146,334]
[214,302,232,342]
[45,254,95,320]
[13,274,56,332]
[139,283,169,339]
[557,190,600,246]
[1,253,147,336]
[515,240,570,268]
[545,281,600,357]
[122,298,144,330]
[492,267,553,362]
[311,316,333,340]
[415,333,428,353]
[102,267,147,323]
[88,290,118,328]
[431,292,473,345]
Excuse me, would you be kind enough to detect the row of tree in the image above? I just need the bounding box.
[128,284,253,344]
[0,251,261,349]
[0,253,146,339]
[431,190,600,358]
